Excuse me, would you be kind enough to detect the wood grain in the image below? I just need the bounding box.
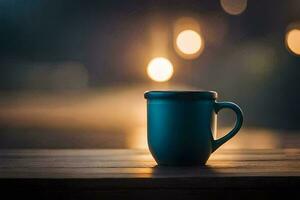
[0,149,299,178]
[0,149,299,199]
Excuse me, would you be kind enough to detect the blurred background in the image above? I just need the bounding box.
[0,0,299,149]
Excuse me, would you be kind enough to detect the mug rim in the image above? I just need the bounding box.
[144,90,217,100]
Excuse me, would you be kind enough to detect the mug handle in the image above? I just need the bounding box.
[212,102,243,152]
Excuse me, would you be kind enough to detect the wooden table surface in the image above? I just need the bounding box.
[0,148,299,199]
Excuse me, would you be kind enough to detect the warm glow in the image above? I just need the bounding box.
[128,126,148,149]
[176,30,202,55]
[286,29,300,55]
[220,0,247,15]
[147,57,174,82]
[173,18,204,59]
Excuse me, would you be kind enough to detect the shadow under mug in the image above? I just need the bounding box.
[144,91,243,166]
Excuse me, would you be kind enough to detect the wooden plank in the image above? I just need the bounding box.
[0,149,299,178]
[0,149,299,199]
[0,148,299,158]
[0,156,299,169]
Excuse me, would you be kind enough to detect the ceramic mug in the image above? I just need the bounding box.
[144,91,243,166]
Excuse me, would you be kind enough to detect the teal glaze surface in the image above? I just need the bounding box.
[144,91,243,166]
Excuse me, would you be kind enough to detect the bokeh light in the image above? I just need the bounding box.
[176,30,202,55]
[147,57,174,82]
[220,0,247,15]
[286,29,300,56]
[173,17,204,59]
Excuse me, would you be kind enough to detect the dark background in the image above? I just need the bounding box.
[0,0,299,148]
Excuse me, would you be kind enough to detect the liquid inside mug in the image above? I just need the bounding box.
[144,91,243,166]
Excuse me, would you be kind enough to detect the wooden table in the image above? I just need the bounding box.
[0,149,299,199]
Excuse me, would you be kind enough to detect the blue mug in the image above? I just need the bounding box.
[144,91,243,166]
